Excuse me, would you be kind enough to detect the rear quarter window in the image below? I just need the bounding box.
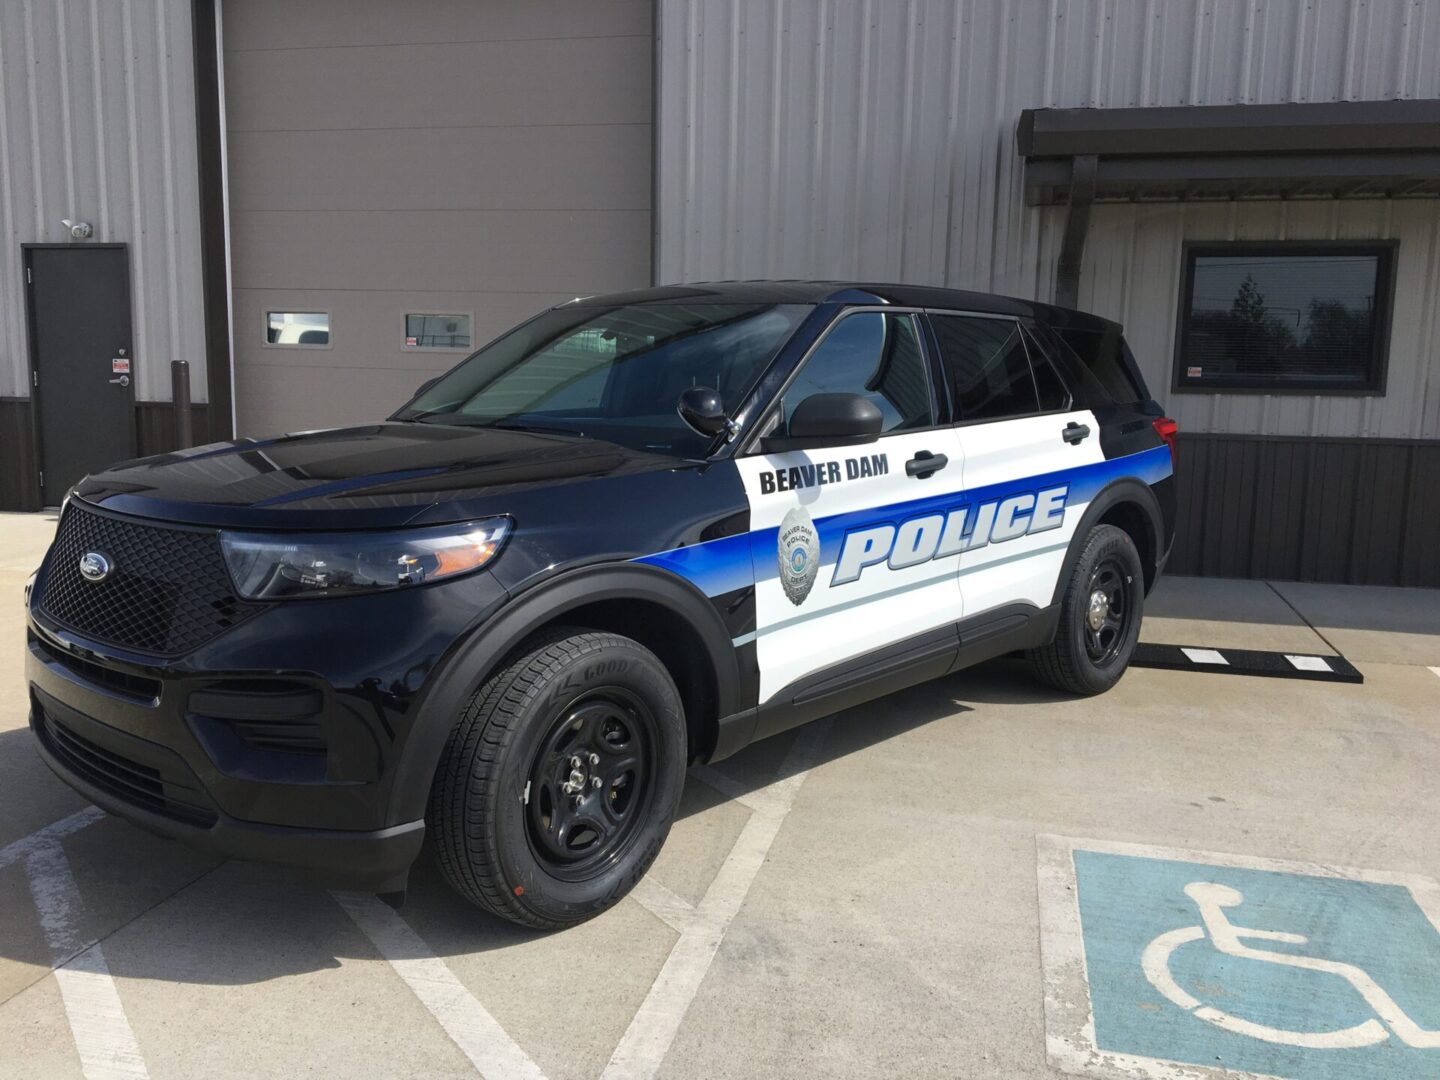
[1056,327,1147,404]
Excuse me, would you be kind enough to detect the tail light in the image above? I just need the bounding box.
[1152,417,1179,464]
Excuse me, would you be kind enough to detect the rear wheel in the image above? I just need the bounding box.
[428,629,686,929]
[1028,524,1144,695]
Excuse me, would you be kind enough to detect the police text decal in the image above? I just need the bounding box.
[833,485,1068,585]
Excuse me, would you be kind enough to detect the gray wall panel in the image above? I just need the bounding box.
[223,0,653,436]
[228,124,651,212]
[0,0,206,404]
[221,0,651,52]
[224,36,651,133]
[657,0,1440,439]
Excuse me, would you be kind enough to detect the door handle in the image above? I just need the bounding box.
[905,451,949,478]
[1062,422,1090,444]
[109,375,130,387]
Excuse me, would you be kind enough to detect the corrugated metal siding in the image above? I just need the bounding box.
[656,0,1440,438]
[0,0,207,403]
[1169,433,1440,587]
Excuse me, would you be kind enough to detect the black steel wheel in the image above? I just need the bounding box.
[1028,523,1145,695]
[525,691,656,881]
[1081,556,1134,667]
[428,628,686,929]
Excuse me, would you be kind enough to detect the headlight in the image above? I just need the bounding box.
[219,518,510,600]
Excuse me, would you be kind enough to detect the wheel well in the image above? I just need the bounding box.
[532,599,719,763]
[1096,500,1157,592]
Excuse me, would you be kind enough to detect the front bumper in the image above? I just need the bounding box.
[25,554,508,889]
[31,686,423,890]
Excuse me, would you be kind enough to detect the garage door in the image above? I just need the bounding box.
[222,0,653,436]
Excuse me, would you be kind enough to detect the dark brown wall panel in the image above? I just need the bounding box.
[1169,433,1440,587]
[135,403,215,458]
[0,398,40,510]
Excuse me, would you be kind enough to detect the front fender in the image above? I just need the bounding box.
[387,562,740,824]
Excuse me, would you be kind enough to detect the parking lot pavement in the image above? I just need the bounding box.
[4,512,1439,1079]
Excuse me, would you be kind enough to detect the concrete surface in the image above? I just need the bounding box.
[1,511,1438,1079]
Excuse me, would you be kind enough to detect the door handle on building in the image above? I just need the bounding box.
[905,451,948,478]
[109,375,130,387]
[1062,422,1091,444]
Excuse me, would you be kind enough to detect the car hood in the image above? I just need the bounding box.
[73,422,694,529]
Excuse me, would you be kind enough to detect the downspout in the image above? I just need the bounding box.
[1055,154,1097,310]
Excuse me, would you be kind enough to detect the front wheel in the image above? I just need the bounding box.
[427,629,686,929]
[1027,524,1144,696]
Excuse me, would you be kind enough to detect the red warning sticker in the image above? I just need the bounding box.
[112,357,131,374]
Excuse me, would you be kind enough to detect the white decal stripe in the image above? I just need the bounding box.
[333,891,547,1080]
[26,842,149,1080]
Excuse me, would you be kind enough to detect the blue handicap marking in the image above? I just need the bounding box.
[1073,849,1440,1079]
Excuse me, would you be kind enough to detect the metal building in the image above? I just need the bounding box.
[1,0,1437,585]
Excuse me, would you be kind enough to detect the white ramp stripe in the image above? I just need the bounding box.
[26,842,148,1080]
[0,806,105,872]
[1180,647,1228,665]
[333,891,547,1080]
[602,720,830,1080]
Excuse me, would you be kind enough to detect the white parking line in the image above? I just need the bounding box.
[604,720,831,1080]
[26,841,148,1080]
[0,805,105,872]
[1428,666,1440,681]
[333,891,547,1080]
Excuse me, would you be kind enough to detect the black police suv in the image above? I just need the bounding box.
[25,282,1176,928]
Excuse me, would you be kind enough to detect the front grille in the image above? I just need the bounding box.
[31,633,162,703]
[39,503,260,656]
[38,708,217,827]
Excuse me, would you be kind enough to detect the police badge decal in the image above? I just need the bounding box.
[777,506,820,606]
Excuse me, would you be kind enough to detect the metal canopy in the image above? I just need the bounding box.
[1019,99,1440,307]
[1019,99,1440,205]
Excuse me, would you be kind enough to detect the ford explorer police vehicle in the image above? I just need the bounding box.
[25,282,1176,928]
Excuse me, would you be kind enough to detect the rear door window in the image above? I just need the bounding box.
[929,315,1039,422]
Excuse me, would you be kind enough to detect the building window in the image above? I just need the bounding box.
[1175,243,1394,393]
[404,313,472,350]
[266,311,330,347]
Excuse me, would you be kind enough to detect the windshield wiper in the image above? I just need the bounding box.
[488,420,584,437]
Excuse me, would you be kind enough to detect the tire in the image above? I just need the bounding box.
[427,628,687,929]
[1027,524,1145,696]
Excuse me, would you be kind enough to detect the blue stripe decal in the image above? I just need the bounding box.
[634,445,1172,597]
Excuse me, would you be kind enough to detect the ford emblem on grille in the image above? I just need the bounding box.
[78,551,112,583]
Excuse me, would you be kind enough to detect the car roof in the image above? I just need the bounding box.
[561,279,1119,331]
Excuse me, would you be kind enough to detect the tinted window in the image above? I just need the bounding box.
[782,313,932,434]
[1024,328,1072,411]
[1177,244,1393,391]
[931,316,1038,421]
[1057,326,1143,403]
[400,303,809,457]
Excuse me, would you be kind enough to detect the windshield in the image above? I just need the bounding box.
[395,302,811,457]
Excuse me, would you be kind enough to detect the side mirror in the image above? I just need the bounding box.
[762,392,883,453]
[413,377,440,398]
[676,385,731,437]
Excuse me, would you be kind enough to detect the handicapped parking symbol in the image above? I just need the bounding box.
[1039,836,1440,1079]
[1144,881,1440,1051]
